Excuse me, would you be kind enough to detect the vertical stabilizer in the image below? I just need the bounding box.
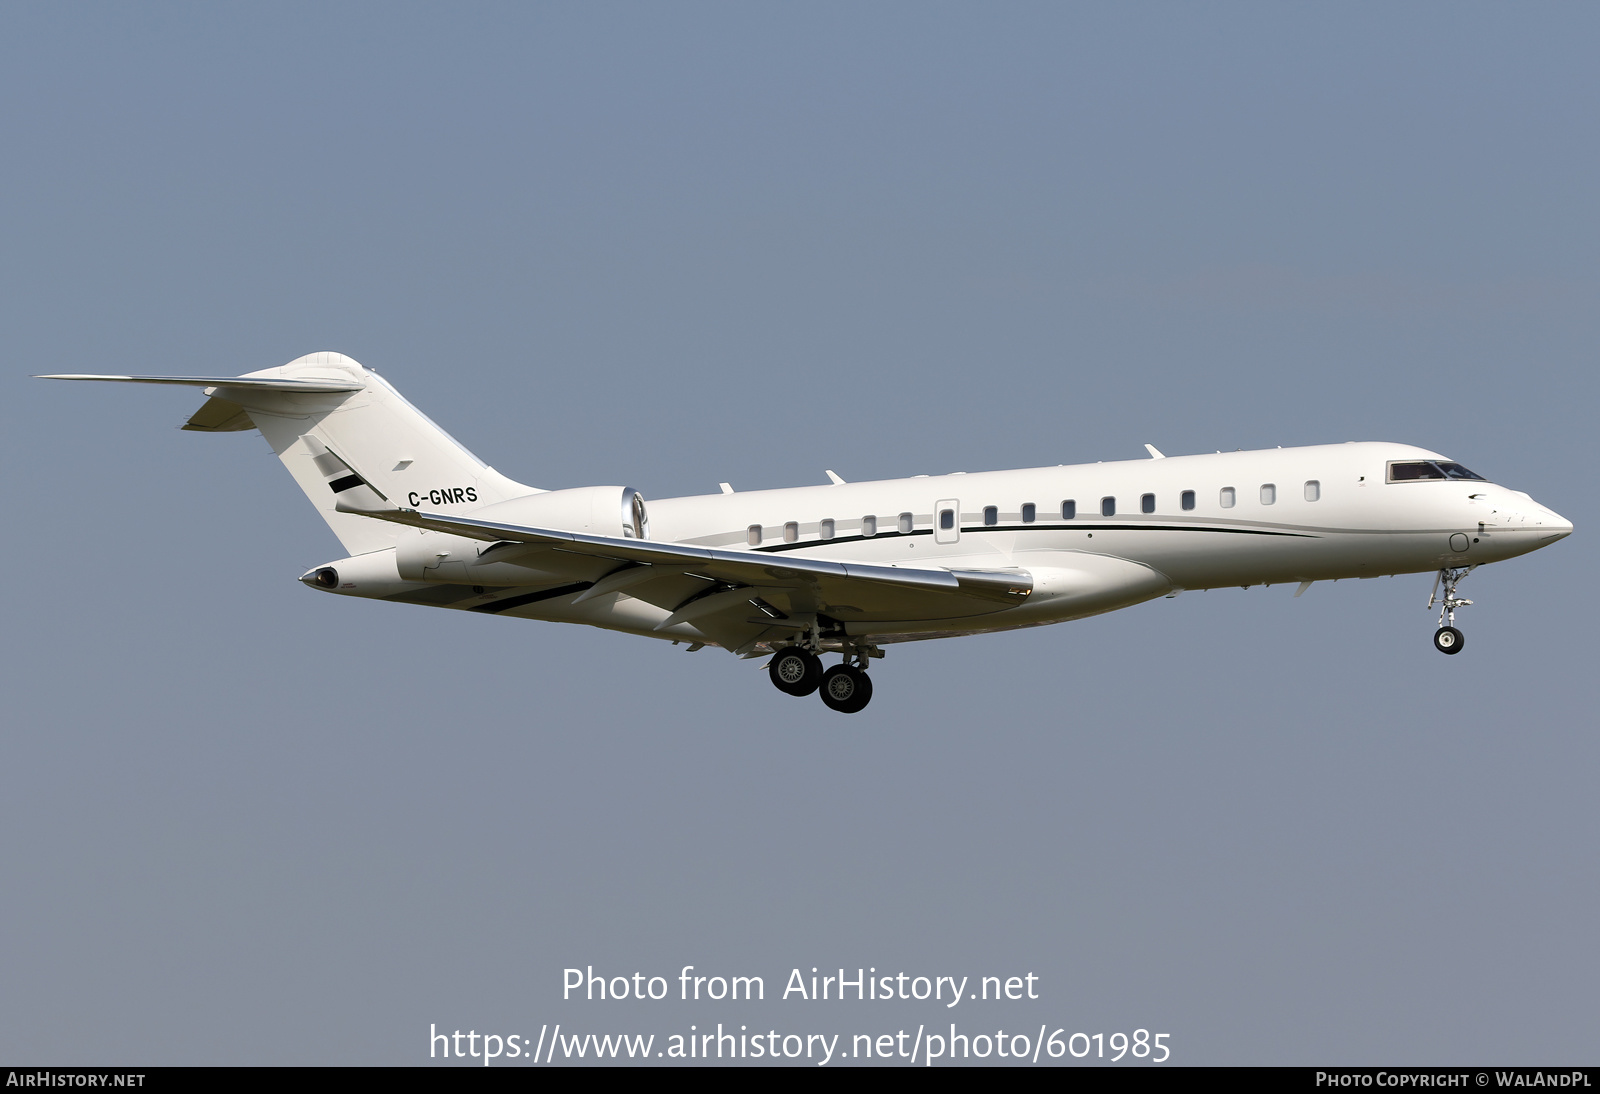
[223,352,534,554]
[37,352,531,555]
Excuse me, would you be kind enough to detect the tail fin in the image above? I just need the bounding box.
[41,352,534,554]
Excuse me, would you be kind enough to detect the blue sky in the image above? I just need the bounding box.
[3,2,1595,1064]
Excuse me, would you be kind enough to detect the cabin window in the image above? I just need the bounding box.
[1141,493,1155,514]
[983,506,998,526]
[897,512,913,534]
[820,518,835,539]
[939,509,955,531]
[1304,480,1320,502]
[1181,489,1196,511]
[1220,487,1236,508]
[1387,460,1486,482]
[1260,483,1276,505]
[783,521,799,543]
[1021,503,1036,523]
[747,524,762,546]
[1061,500,1076,519]
[1101,497,1116,517]
[861,515,877,537]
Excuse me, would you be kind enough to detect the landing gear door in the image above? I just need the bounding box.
[935,499,960,545]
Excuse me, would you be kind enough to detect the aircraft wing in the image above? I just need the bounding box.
[339,502,1033,639]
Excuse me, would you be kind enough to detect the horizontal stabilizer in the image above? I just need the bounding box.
[36,374,364,393]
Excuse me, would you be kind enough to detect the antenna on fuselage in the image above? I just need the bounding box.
[1144,444,1166,459]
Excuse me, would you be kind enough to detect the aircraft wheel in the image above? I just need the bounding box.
[1433,626,1465,655]
[819,664,873,713]
[768,647,822,696]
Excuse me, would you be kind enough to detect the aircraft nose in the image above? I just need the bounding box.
[1527,500,1573,541]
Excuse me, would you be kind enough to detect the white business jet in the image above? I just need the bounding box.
[42,352,1572,714]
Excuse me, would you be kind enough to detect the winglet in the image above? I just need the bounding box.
[1144,444,1166,459]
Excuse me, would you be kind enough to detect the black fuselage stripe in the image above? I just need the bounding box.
[469,582,595,614]
[749,523,1317,553]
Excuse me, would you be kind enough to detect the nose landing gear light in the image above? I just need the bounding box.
[1428,565,1475,655]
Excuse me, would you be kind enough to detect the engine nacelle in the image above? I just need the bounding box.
[471,485,648,540]
[394,486,648,584]
[299,548,424,597]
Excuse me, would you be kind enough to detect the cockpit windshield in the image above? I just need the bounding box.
[1387,460,1486,482]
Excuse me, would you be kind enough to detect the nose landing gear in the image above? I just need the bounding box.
[1428,565,1475,655]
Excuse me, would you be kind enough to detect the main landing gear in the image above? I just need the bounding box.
[819,662,873,714]
[767,629,879,713]
[768,646,823,696]
[1428,565,1475,655]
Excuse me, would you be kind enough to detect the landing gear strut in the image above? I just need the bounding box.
[1428,565,1474,655]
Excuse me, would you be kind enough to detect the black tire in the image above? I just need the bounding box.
[768,647,822,696]
[819,664,873,713]
[1433,626,1465,655]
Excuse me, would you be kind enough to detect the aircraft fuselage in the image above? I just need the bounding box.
[324,440,1570,646]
